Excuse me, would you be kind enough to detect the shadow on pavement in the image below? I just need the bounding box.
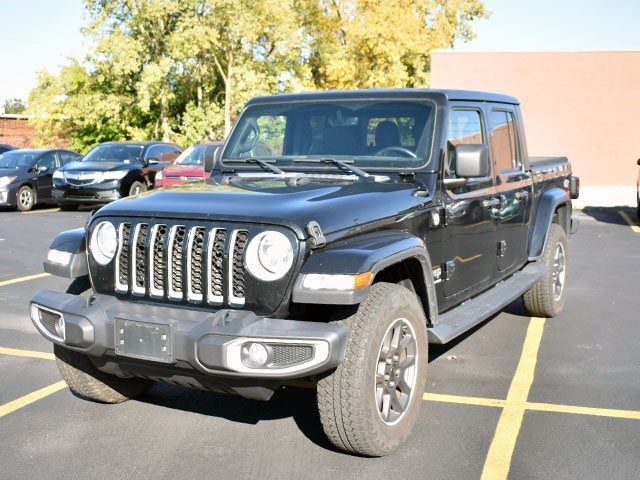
[580,206,637,226]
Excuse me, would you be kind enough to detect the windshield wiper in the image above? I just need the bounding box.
[235,158,284,175]
[292,157,370,179]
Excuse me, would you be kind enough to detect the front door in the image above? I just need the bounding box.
[442,107,499,301]
[487,109,531,273]
[34,151,58,202]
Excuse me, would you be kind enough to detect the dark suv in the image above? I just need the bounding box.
[52,141,181,210]
[0,148,81,211]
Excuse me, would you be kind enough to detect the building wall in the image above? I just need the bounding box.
[0,115,37,148]
[431,51,640,206]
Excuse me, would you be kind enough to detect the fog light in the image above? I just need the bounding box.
[55,315,65,338]
[241,342,272,368]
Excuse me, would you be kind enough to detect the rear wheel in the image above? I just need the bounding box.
[317,283,428,457]
[523,223,568,317]
[16,185,35,212]
[54,276,154,403]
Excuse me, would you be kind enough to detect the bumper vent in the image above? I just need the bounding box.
[39,309,62,338]
[271,344,314,366]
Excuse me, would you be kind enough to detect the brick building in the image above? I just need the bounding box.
[0,114,37,148]
[431,51,640,207]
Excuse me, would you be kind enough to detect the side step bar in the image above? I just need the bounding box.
[427,262,546,344]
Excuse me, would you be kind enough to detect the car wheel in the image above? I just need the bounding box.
[523,223,569,317]
[128,180,147,197]
[316,282,428,457]
[16,185,35,212]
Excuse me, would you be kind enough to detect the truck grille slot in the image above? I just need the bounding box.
[132,223,148,295]
[207,229,226,304]
[229,230,248,306]
[112,221,259,308]
[169,226,186,300]
[150,224,167,297]
[115,223,131,292]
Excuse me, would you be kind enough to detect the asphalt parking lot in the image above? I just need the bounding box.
[0,206,639,479]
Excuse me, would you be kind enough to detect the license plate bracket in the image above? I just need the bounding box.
[115,319,173,363]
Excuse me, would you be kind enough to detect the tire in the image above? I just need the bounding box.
[16,185,35,212]
[317,282,429,457]
[54,276,154,403]
[523,223,568,317]
[60,203,79,211]
[54,344,154,404]
[128,180,147,197]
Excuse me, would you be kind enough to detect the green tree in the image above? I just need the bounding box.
[3,99,26,114]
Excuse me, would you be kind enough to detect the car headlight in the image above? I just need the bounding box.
[90,221,118,265]
[245,231,294,281]
[0,176,17,186]
[103,170,128,181]
[52,170,64,180]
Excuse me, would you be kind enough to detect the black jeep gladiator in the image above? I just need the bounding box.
[31,89,579,457]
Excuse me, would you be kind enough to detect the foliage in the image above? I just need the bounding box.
[3,99,26,114]
[27,0,487,151]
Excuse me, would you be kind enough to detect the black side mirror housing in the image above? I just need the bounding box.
[204,147,219,173]
[455,144,490,178]
[36,165,49,173]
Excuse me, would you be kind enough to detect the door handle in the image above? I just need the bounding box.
[515,190,529,200]
[481,198,500,208]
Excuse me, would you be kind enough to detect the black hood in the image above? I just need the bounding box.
[95,175,435,239]
[62,161,135,172]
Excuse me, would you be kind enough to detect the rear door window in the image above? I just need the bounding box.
[489,110,521,172]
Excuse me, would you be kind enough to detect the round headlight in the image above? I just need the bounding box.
[90,221,118,265]
[245,231,294,281]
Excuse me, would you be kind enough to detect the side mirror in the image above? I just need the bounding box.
[204,147,219,173]
[146,157,160,165]
[36,165,49,173]
[455,144,490,178]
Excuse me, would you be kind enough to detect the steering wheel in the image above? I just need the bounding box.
[375,146,416,158]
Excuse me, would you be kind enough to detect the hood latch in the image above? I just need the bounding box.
[306,221,326,249]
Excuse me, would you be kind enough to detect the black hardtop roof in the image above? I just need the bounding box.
[246,88,519,106]
[97,141,178,147]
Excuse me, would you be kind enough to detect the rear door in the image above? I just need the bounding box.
[442,106,499,302]
[487,107,531,273]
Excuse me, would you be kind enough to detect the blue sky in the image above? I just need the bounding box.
[1,0,639,107]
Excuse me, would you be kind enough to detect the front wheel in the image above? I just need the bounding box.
[128,180,147,197]
[16,185,35,212]
[317,282,428,457]
[523,223,568,317]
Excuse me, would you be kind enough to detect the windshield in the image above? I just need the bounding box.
[222,100,436,170]
[0,150,41,168]
[83,144,144,163]
[175,145,207,166]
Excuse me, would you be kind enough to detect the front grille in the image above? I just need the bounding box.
[64,172,101,185]
[113,220,251,307]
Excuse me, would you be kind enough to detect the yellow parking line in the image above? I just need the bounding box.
[0,381,66,418]
[525,401,640,420]
[0,272,50,287]
[20,208,60,215]
[618,211,640,233]
[0,346,55,361]
[423,392,505,408]
[480,317,545,480]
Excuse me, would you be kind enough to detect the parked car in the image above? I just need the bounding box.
[52,141,181,210]
[0,144,16,154]
[0,148,82,211]
[155,142,222,187]
[32,89,579,457]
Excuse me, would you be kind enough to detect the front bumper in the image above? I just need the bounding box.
[52,184,121,204]
[30,290,347,383]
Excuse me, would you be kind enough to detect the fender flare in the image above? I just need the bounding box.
[529,187,571,260]
[43,228,88,278]
[292,230,438,324]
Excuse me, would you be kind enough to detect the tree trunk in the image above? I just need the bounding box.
[224,54,233,137]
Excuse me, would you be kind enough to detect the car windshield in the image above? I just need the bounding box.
[82,144,144,163]
[174,145,207,166]
[0,150,41,168]
[222,100,436,170]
